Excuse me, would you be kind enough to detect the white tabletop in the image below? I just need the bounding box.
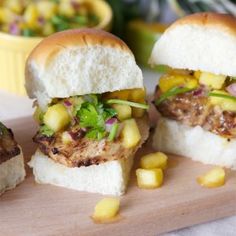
[0,68,235,235]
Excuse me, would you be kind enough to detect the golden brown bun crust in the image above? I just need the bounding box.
[169,12,236,35]
[28,28,132,66]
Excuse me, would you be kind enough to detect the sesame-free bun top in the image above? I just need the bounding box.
[25,29,143,109]
[149,12,236,76]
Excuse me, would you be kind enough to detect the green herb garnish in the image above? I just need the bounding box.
[108,123,119,142]
[208,92,236,101]
[0,122,7,137]
[106,99,149,109]
[76,95,117,140]
[22,28,35,37]
[39,125,54,137]
[155,87,193,105]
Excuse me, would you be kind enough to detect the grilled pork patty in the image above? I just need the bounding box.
[33,117,149,168]
[0,122,20,164]
[155,87,236,138]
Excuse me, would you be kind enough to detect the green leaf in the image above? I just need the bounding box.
[155,87,193,105]
[208,92,236,102]
[108,123,119,141]
[39,125,54,137]
[22,28,35,37]
[106,99,149,109]
[77,102,104,129]
[86,128,106,140]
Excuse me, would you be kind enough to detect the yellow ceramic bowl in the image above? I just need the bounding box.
[0,0,112,96]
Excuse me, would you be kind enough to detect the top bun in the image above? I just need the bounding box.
[149,13,236,76]
[25,29,143,109]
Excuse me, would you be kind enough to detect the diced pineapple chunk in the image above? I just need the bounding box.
[209,90,236,112]
[129,88,146,102]
[36,1,57,20]
[44,104,70,132]
[62,131,73,145]
[92,198,120,221]
[0,7,15,23]
[197,167,225,188]
[132,107,145,118]
[136,168,163,189]
[194,70,201,79]
[104,90,130,100]
[6,0,23,14]
[121,119,141,148]
[24,4,39,28]
[112,104,131,121]
[199,72,226,89]
[59,1,75,17]
[140,152,168,169]
[159,74,198,92]
[42,22,55,36]
[169,69,191,75]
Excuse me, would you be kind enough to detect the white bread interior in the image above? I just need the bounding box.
[29,150,133,196]
[0,150,25,195]
[153,117,236,169]
[25,29,143,110]
[149,13,236,76]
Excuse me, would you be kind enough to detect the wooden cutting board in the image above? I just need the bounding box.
[1,117,236,236]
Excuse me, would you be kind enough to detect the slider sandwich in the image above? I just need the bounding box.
[26,29,149,195]
[0,122,25,195]
[150,13,236,169]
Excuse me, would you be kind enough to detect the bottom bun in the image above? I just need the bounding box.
[0,149,25,195]
[29,150,134,196]
[153,117,236,169]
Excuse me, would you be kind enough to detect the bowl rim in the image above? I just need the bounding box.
[0,0,112,41]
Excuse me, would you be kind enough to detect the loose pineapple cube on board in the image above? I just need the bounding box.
[121,119,141,148]
[112,104,132,121]
[44,104,70,132]
[92,198,120,221]
[136,168,163,189]
[199,72,226,89]
[197,167,225,188]
[140,152,168,169]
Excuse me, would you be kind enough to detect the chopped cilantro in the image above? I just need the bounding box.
[76,95,117,140]
[40,125,54,137]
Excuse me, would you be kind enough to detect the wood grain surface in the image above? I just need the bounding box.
[0,117,236,236]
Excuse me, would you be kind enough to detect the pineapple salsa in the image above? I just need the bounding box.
[156,69,236,112]
[155,69,236,138]
[34,88,148,148]
[0,0,99,37]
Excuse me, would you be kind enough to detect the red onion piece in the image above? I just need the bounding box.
[226,83,236,97]
[105,118,117,132]
[106,118,117,125]
[64,100,72,106]
[9,23,20,35]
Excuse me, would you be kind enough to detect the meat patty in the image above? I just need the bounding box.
[33,117,149,168]
[0,122,20,164]
[155,87,236,138]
